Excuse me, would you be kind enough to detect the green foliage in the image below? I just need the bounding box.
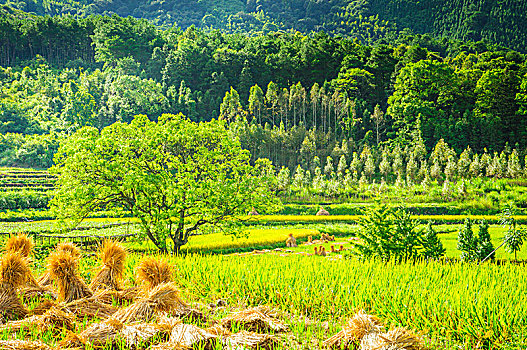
[458,218,496,262]
[354,204,423,262]
[50,114,281,253]
[421,222,446,259]
[499,204,527,260]
[457,218,476,261]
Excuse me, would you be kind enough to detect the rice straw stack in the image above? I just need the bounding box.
[38,242,81,287]
[110,282,187,323]
[89,240,127,291]
[46,250,92,303]
[0,251,30,291]
[136,257,173,290]
[323,310,384,349]
[4,233,34,258]
[0,252,31,323]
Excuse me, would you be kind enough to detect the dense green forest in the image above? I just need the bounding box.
[0,5,526,174]
[1,0,526,52]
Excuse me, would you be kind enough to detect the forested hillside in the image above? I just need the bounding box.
[1,10,526,172]
[2,0,526,51]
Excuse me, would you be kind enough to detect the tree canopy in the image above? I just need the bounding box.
[50,113,281,253]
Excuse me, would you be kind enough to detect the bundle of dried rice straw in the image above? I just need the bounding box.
[136,257,173,290]
[89,240,127,291]
[149,342,189,350]
[0,291,28,324]
[92,287,138,305]
[323,310,384,349]
[60,297,118,319]
[110,282,187,323]
[59,318,123,349]
[221,306,288,333]
[0,307,75,334]
[4,233,34,258]
[168,323,219,349]
[0,251,30,291]
[0,252,31,323]
[120,321,175,348]
[47,250,92,303]
[0,340,52,350]
[223,330,278,350]
[361,327,423,350]
[38,242,81,287]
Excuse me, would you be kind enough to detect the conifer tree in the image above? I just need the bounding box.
[364,152,376,182]
[422,222,446,260]
[324,156,334,178]
[507,149,522,178]
[292,165,305,189]
[277,167,291,192]
[469,154,481,178]
[444,156,457,182]
[337,155,347,178]
[430,160,442,181]
[458,218,476,262]
[475,220,494,262]
[379,150,391,180]
[457,147,472,178]
[406,155,418,185]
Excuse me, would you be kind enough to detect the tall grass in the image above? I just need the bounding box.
[166,254,527,349]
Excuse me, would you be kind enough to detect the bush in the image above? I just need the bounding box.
[0,191,50,210]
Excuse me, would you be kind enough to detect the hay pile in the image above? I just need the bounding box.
[362,327,422,350]
[0,252,31,323]
[0,307,75,334]
[92,287,138,305]
[136,257,173,290]
[47,250,92,303]
[223,330,278,350]
[3,234,50,301]
[221,306,288,333]
[59,319,123,349]
[285,233,297,248]
[168,322,219,349]
[89,240,127,291]
[110,282,187,323]
[38,242,81,287]
[0,340,53,350]
[120,321,175,348]
[316,207,330,216]
[5,233,34,258]
[323,311,423,350]
[61,297,118,319]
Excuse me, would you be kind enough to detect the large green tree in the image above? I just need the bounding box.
[50,114,280,253]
